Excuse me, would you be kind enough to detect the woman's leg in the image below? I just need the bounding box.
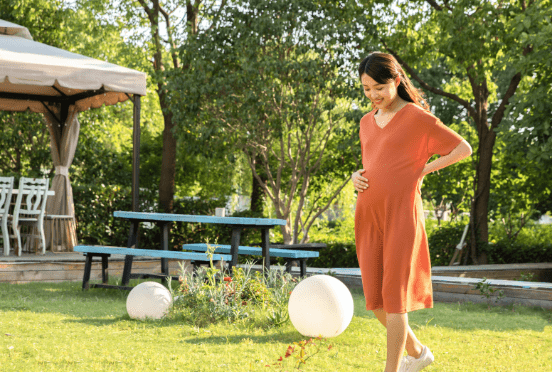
[373,308,423,359]
[385,313,408,372]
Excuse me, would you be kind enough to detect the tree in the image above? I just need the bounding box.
[356,0,551,263]
[413,65,476,222]
[172,0,359,243]
[493,22,552,228]
[108,0,229,213]
[0,111,51,178]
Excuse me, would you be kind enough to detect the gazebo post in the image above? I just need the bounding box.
[132,94,141,212]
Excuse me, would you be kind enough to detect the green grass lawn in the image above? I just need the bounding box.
[1,280,551,371]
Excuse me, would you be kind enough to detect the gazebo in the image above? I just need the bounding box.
[0,19,147,253]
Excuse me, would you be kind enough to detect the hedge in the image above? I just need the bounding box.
[74,184,229,249]
[73,187,552,268]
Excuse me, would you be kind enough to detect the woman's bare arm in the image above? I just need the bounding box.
[422,139,472,176]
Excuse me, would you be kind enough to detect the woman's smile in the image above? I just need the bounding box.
[361,73,401,113]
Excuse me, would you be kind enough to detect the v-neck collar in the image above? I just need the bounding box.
[372,103,412,130]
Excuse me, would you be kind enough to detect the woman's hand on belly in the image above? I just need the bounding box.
[352,169,369,192]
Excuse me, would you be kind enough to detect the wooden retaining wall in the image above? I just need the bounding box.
[431,263,552,282]
[0,257,191,284]
[2,255,552,309]
[280,267,552,310]
[432,276,552,309]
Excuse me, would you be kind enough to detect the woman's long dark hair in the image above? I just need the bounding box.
[358,52,429,111]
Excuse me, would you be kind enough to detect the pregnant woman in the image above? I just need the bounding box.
[352,52,472,372]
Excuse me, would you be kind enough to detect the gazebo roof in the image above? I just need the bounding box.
[0,19,147,114]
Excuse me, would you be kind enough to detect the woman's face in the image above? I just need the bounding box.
[361,73,400,110]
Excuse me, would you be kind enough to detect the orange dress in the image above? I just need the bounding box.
[354,104,464,314]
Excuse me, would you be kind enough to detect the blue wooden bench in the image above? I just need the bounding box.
[182,243,319,277]
[74,245,231,290]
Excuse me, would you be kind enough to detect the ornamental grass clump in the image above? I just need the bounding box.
[170,246,300,328]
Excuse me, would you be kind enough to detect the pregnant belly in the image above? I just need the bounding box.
[359,167,421,201]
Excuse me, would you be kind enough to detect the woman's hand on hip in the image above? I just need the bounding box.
[352,169,369,193]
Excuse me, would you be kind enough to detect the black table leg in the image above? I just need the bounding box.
[127,220,139,248]
[82,254,93,290]
[300,259,307,277]
[285,259,297,274]
[122,220,139,285]
[122,255,134,286]
[161,222,169,276]
[229,227,241,272]
[101,255,109,284]
[261,227,270,273]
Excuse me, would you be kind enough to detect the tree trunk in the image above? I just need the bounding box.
[281,221,293,245]
[472,128,496,265]
[147,1,201,214]
[250,154,266,215]
[139,0,178,214]
[186,1,199,34]
[158,94,177,213]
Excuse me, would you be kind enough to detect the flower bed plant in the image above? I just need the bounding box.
[171,248,301,328]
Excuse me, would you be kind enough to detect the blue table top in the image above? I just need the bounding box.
[114,211,287,226]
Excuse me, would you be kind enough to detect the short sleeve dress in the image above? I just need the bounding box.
[354,103,464,314]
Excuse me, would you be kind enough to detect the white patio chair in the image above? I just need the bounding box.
[0,177,14,256]
[10,177,49,256]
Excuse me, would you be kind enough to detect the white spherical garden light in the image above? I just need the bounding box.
[288,275,354,338]
[126,281,173,320]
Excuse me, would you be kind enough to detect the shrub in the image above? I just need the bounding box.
[73,184,552,267]
[74,185,229,249]
[226,209,265,247]
[169,196,230,248]
[483,241,552,264]
[309,242,358,268]
[171,254,300,328]
[427,221,467,266]
[427,219,552,265]
[298,219,358,268]
[73,184,135,246]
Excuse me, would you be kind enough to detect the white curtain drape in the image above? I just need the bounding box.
[44,106,80,250]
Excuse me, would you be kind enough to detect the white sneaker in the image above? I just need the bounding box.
[399,356,409,372]
[400,346,434,372]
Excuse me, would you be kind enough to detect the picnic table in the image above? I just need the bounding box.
[74,212,323,290]
[113,211,287,284]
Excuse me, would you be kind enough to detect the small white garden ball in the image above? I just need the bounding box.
[288,275,354,338]
[126,281,173,320]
